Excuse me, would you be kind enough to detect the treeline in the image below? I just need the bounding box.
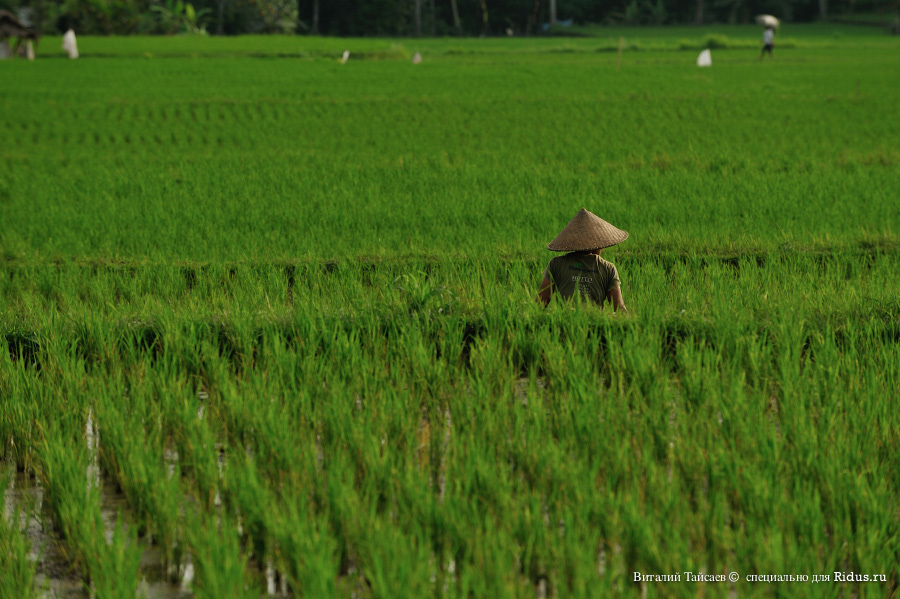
[2,0,894,36]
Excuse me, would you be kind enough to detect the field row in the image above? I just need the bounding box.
[6,93,893,149]
[3,44,899,263]
[3,279,899,598]
[3,161,898,263]
[0,248,898,316]
[5,100,897,164]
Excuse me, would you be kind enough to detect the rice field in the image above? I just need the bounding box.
[1,25,899,599]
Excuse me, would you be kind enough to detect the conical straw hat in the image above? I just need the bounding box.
[547,208,629,252]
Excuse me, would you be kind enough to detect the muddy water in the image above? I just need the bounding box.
[3,463,193,599]
[2,389,293,599]
[5,380,554,598]
[3,408,191,598]
[2,460,300,599]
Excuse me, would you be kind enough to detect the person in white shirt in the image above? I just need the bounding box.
[760,27,775,60]
[62,28,78,59]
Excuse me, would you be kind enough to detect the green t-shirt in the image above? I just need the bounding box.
[543,252,621,305]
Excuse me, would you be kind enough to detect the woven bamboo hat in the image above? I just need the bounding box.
[547,208,629,252]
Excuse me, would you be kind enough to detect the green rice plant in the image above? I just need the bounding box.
[93,377,187,576]
[0,473,37,599]
[37,418,140,595]
[222,456,274,565]
[0,360,39,472]
[167,383,223,511]
[37,424,96,569]
[188,510,260,599]
[361,522,432,599]
[271,495,339,598]
[85,514,143,599]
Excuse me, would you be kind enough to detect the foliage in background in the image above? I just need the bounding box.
[2,0,899,35]
[150,0,210,34]
[243,0,299,33]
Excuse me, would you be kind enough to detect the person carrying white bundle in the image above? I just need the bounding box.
[62,28,78,59]
[697,48,711,67]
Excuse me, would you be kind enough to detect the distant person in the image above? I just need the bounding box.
[537,208,628,311]
[62,28,78,59]
[18,38,34,60]
[0,10,40,58]
[760,26,775,60]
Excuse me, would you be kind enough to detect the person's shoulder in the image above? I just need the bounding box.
[594,256,621,278]
[591,254,618,271]
[544,254,565,278]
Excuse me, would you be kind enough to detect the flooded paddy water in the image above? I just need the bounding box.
[2,398,280,599]
[3,463,193,599]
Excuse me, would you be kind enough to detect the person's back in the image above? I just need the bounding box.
[543,252,620,306]
[537,208,628,311]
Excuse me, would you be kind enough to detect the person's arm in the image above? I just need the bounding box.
[607,287,627,312]
[537,276,553,306]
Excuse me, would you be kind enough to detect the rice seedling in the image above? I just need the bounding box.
[0,472,37,599]
[273,496,338,599]
[85,514,143,599]
[187,510,260,599]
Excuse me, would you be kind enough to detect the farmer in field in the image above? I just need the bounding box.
[537,208,628,311]
[760,26,775,59]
